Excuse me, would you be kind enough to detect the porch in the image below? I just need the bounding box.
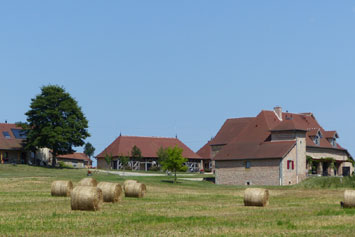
[307,157,352,177]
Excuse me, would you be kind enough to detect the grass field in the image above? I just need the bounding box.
[1,165,355,236]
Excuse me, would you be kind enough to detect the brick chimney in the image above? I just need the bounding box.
[274,106,282,121]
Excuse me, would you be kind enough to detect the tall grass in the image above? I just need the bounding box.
[297,176,355,189]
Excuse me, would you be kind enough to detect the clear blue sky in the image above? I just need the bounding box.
[1,1,355,166]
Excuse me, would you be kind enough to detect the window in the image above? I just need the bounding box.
[317,131,323,138]
[313,135,320,145]
[246,161,251,169]
[11,129,26,139]
[287,160,294,170]
[2,131,10,139]
[329,138,337,147]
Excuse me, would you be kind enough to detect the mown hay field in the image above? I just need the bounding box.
[1,165,355,236]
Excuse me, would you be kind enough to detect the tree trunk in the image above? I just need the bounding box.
[52,155,56,167]
[174,168,177,183]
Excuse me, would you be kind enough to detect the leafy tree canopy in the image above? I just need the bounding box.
[157,147,169,164]
[104,154,113,166]
[118,155,130,170]
[20,85,90,167]
[131,145,142,161]
[84,142,95,158]
[160,146,187,183]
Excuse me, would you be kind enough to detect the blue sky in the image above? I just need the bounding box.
[1,1,355,166]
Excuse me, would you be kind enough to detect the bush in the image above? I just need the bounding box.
[297,176,355,189]
[149,165,160,172]
[122,165,132,170]
[58,161,73,169]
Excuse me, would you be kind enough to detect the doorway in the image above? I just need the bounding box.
[343,167,350,176]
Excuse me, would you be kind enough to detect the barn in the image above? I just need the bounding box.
[96,135,210,171]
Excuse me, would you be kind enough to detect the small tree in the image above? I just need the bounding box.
[157,147,169,164]
[130,145,142,170]
[104,154,112,169]
[84,142,95,166]
[84,142,95,158]
[119,155,130,170]
[160,146,188,183]
[131,145,142,161]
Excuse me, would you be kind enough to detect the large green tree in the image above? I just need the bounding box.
[160,146,188,183]
[21,85,90,167]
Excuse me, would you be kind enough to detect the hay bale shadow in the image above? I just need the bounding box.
[161,180,182,184]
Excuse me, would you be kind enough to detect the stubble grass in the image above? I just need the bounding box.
[1,165,355,236]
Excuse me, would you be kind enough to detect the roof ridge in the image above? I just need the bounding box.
[226,117,255,120]
[119,135,178,139]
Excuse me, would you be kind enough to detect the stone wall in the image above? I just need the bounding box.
[296,134,307,182]
[215,159,281,186]
[281,144,307,185]
[281,145,297,185]
[97,158,110,169]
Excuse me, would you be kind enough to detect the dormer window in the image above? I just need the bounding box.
[327,138,337,148]
[314,135,320,145]
[324,131,339,148]
[2,131,10,139]
[312,131,323,146]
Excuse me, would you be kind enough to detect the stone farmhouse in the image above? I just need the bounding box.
[198,107,353,186]
[56,153,92,168]
[0,122,91,168]
[96,135,210,171]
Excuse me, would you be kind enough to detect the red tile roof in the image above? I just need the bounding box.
[271,118,307,132]
[214,111,297,160]
[96,136,202,159]
[211,118,254,145]
[57,153,91,162]
[324,131,339,139]
[0,123,24,150]
[307,129,320,137]
[216,141,296,160]
[201,110,350,161]
[196,140,212,159]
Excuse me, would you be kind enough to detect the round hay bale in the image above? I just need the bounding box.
[123,180,138,191]
[51,180,73,197]
[78,177,97,187]
[97,182,122,203]
[71,186,103,211]
[244,188,269,207]
[343,190,355,208]
[124,183,146,198]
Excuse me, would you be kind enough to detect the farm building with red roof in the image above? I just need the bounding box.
[0,123,28,164]
[56,153,92,168]
[96,135,208,171]
[198,107,353,186]
[0,122,92,168]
